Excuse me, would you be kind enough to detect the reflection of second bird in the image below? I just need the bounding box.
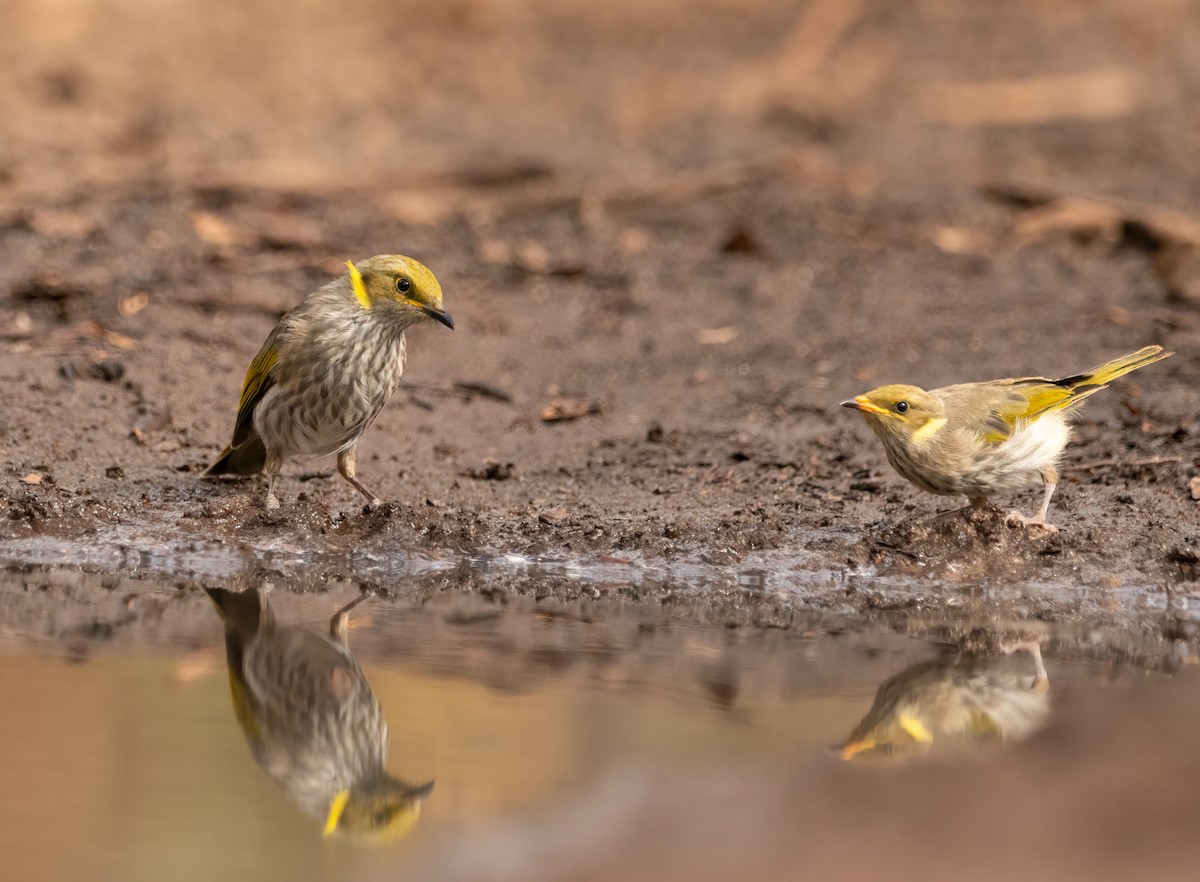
[835,642,1050,762]
[206,587,433,841]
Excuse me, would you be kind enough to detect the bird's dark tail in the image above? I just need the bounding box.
[205,588,272,738]
[203,436,267,477]
[205,587,267,637]
[206,586,274,673]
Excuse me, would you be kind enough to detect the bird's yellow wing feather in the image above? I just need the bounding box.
[231,339,279,447]
[966,346,1171,443]
[982,383,1080,442]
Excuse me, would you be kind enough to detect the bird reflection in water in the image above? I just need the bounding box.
[206,587,433,841]
[835,641,1050,762]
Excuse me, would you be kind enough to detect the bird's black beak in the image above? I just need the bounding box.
[409,780,436,799]
[840,396,889,416]
[423,306,455,330]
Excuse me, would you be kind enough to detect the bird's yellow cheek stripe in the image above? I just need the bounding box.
[911,417,947,443]
[347,261,371,310]
[324,789,351,836]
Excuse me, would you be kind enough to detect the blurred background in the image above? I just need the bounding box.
[2,1,1200,880]
[5,0,1200,201]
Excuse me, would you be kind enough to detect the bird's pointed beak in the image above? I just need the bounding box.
[409,780,435,800]
[841,395,889,416]
[832,737,877,761]
[423,305,455,330]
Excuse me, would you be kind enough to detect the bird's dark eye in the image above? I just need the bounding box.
[895,401,909,414]
[373,809,392,827]
[395,277,412,294]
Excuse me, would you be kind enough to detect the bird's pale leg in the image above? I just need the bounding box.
[329,592,371,646]
[1000,640,1050,695]
[264,457,282,511]
[1006,482,1058,532]
[337,445,383,508]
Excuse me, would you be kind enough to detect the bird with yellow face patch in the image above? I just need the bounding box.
[206,587,434,842]
[841,346,1172,529]
[834,642,1050,763]
[205,255,454,510]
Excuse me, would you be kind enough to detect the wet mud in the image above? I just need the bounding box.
[2,0,1200,878]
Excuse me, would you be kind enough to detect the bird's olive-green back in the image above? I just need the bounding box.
[853,345,1171,443]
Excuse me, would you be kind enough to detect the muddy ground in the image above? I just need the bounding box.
[2,0,1199,607]
[4,4,1200,878]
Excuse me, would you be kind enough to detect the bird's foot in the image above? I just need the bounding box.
[1005,510,1058,532]
[998,639,1050,693]
[363,495,384,512]
[265,490,281,511]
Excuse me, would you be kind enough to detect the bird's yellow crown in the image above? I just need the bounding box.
[347,254,446,314]
[325,779,434,843]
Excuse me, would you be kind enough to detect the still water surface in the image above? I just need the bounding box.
[0,565,1189,881]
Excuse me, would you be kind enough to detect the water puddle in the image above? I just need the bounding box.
[1,557,1197,880]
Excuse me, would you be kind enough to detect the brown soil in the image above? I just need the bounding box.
[2,0,1198,610]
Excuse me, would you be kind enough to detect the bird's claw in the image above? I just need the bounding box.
[1004,510,1058,533]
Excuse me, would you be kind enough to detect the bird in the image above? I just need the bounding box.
[204,255,454,510]
[834,641,1050,762]
[206,586,433,841]
[840,345,1172,529]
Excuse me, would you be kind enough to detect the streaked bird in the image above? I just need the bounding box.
[206,586,433,841]
[204,255,454,510]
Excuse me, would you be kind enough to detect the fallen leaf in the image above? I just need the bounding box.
[21,473,42,484]
[923,67,1140,126]
[514,239,551,274]
[720,225,762,255]
[931,225,990,255]
[455,380,513,403]
[541,398,602,422]
[190,210,254,247]
[1155,244,1200,305]
[464,460,515,481]
[29,208,98,238]
[697,326,739,345]
[118,292,150,316]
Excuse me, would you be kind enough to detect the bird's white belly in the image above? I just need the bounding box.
[959,412,1071,495]
[881,410,1072,500]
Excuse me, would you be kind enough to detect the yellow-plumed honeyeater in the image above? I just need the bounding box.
[841,345,1172,529]
[834,642,1049,762]
[206,587,433,842]
[204,255,454,510]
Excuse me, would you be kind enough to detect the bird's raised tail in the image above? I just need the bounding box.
[1059,345,1173,390]
[203,437,267,477]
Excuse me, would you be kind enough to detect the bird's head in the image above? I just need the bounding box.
[347,254,454,330]
[840,385,946,443]
[833,705,934,762]
[324,777,435,844]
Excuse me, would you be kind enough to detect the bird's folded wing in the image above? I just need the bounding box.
[232,334,281,447]
[940,380,1078,443]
